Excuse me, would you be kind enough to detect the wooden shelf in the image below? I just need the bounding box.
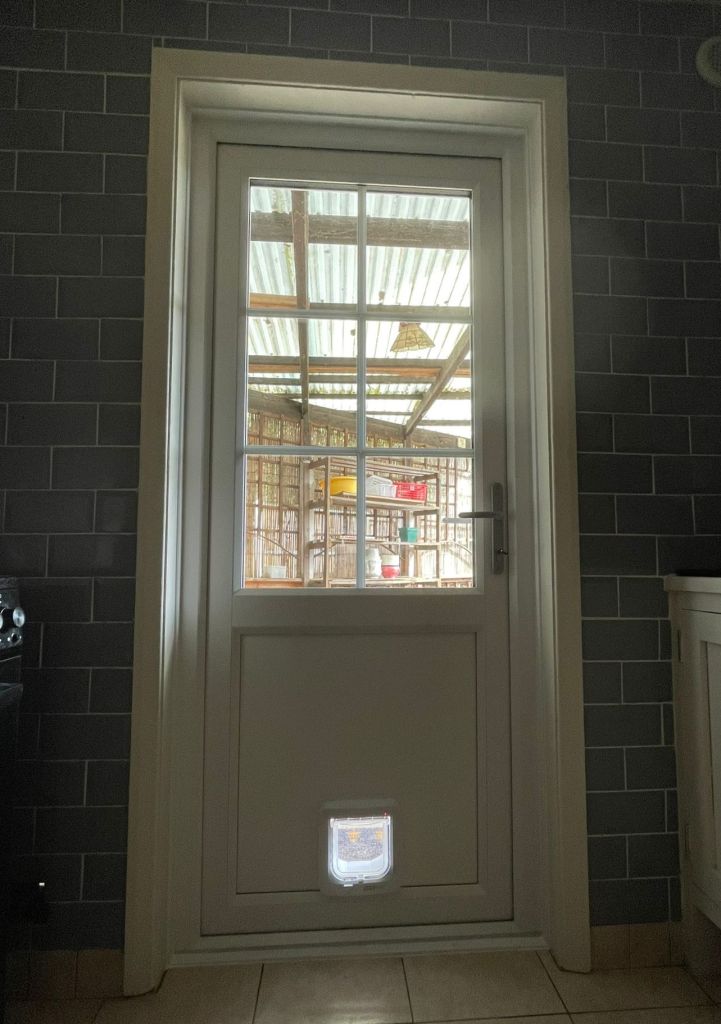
[308,457,439,479]
[245,578,304,588]
[310,493,438,513]
[307,537,440,548]
[309,576,441,587]
[304,456,443,588]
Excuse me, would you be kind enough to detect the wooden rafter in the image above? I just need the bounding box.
[404,328,471,439]
[248,356,471,379]
[250,374,446,386]
[251,212,469,249]
[416,420,469,427]
[247,389,462,449]
[250,386,470,400]
[248,299,470,319]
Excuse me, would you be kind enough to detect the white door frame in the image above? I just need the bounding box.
[126,48,589,994]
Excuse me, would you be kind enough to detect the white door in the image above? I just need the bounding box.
[202,144,511,935]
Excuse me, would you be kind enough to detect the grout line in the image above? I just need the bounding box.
[535,949,571,1014]
[400,955,415,1023]
[251,961,265,1024]
[690,971,721,1004]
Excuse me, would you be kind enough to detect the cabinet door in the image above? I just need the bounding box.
[679,609,721,908]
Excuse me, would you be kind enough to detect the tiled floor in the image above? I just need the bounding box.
[6,951,721,1024]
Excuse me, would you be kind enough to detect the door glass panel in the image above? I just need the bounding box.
[364,456,474,589]
[247,318,357,446]
[241,179,477,591]
[365,320,472,447]
[244,454,305,586]
[249,185,357,310]
[366,191,471,315]
[243,453,474,588]
[244,455,361,588]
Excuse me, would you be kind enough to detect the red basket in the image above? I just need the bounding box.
[394,480,428,502]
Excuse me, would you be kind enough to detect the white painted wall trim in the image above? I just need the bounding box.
[127,48,588,994]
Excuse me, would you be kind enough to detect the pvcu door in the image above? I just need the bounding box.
[202,143,511,937]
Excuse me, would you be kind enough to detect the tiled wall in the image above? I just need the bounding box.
[2,0,720,948]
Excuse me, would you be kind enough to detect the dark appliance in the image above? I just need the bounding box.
[0,578,24,1021]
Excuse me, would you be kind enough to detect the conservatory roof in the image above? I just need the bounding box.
[246,184,474,443]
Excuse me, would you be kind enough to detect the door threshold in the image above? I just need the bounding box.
[170,925,548,965]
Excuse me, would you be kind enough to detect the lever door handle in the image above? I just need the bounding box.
[457,510,502,520]
[443,483,507,574]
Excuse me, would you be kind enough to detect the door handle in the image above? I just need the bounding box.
[457,510,502,520]
[444,482,508,574]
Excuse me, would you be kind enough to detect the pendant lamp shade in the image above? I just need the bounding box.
[391,322,434,352]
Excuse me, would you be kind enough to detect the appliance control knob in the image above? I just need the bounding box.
[0,606,23,632]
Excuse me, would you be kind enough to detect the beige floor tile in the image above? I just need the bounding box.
[403,951,565,1022]
[28,952,77,1001]
[95,964,261,1024]
[254,957,411,1024]
[76,951,123,999]
[629,923,671,967]
[694,975,721,1004]
[5,1001,102,1024]
[540,952,711,1013]
[670,923,685,966]
[570,1008,721,1023]
[91,993,156,1024]
[592,927,629,970]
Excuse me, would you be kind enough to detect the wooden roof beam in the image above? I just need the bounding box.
[251,211,469,250]
[248,296,470,319]
[249,356,471,378]
[247,390,461,448]
[250,381,470,399]
[404,328,471,439]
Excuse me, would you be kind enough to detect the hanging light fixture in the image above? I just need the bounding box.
[390,322,434,353]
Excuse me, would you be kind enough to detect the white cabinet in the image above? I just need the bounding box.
[666,576,721,969]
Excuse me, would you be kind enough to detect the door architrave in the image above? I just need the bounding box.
[126,48,588,994]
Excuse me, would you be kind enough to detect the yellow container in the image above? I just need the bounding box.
[319,475,357,496]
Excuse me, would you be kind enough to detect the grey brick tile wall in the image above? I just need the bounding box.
[3,0,720,947]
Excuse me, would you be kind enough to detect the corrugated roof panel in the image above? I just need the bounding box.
[247,185,473,431]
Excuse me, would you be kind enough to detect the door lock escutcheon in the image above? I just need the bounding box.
[444,482,508,575]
